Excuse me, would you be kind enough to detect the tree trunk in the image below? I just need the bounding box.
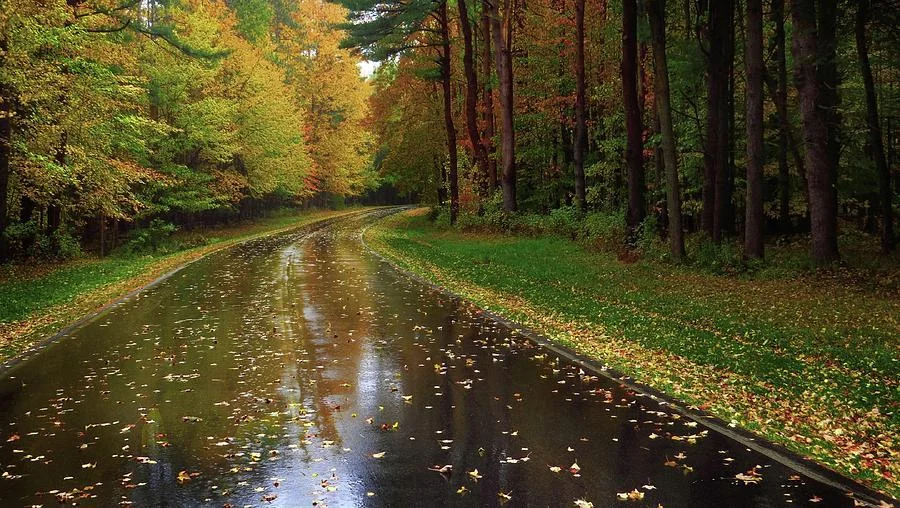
[772,0,791,231]
[48,133,67,239]
[764,70,808,204]
[439,1,459,222]
[855,0,894,252]
[99,214,106,258]
[701,1,723,236]
[623,0,645,240]
[707,0,734,242]
[793,0,840,265]
[573,0,587,210]
[488,0,516,211]
[647,0,685,261]
[481,0,497,191]
[744,0,764,258]
[458,0,489,192]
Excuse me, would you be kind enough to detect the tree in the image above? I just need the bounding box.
[572,0,587,211]
[457,0,490,193]
[646,0,684,261]
[771,0,791,231]
[702,0,734,243]
[481,0,497,191]
[486,0,517,211]
[622,0,644,241]
[855,0,894,252]
[438,0,459,221]
[341,0,459,219]
[743,0,764,259]
[793,0,840,265]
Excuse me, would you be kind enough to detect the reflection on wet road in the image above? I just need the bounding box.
[0,210,856,506]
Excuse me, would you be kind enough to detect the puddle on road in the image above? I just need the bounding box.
[0,211,857,506]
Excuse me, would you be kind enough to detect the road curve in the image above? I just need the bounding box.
[0,209,876,506]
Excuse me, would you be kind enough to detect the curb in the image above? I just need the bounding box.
[361,209,895,508]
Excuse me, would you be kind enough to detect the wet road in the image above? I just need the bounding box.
[0,210,862,506]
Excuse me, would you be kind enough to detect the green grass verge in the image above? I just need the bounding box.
[0,208,365,361]
[366,208,899,499]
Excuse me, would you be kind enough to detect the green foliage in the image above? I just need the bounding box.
[124,219,179,254]
[231,0,275,42]
[689,236,744,275]
[1,0,374,263]
[1,222,82,261]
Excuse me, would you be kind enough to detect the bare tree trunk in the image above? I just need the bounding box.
[481,0,497,191]
[793,0,840,265]
[855,0,894,252]
[573,0,587,210]
[744,0,764,258]
[439,1,459,222]
[701,1,722,236]
[623,0,645,240]
[488,0,516,211]
[647,0,685,261]
[458,0,490,193]
[713,0,734,242]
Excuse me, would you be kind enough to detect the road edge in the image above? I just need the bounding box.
[360,209,895,508]
[0,208,375,377]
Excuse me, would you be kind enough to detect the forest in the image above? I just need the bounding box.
[1,0,897,267]
[0,0,375,262]
[355,0,898,267]
[1,1,899,504]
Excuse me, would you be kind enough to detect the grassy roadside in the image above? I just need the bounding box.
[0,207,367,363]
[366,208,899,498]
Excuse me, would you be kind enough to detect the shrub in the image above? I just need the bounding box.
[2,221,82,260]
[124,219,179,254]
[690,236,744,275]
[581,211,626,250]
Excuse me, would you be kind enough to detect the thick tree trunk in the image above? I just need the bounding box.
[623,0,645,240]
[572,0,587,210]
[488,0,516,211]
[701,1,723,236]
[481,0,497,191]
[704,0,734,242]
[458,0,489,192]
[772,0,791,231]
[439,1,459,223]
[793,0,840,265]
[744,0,764,258]
[647,0,685,261]
[855,0,894,252]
